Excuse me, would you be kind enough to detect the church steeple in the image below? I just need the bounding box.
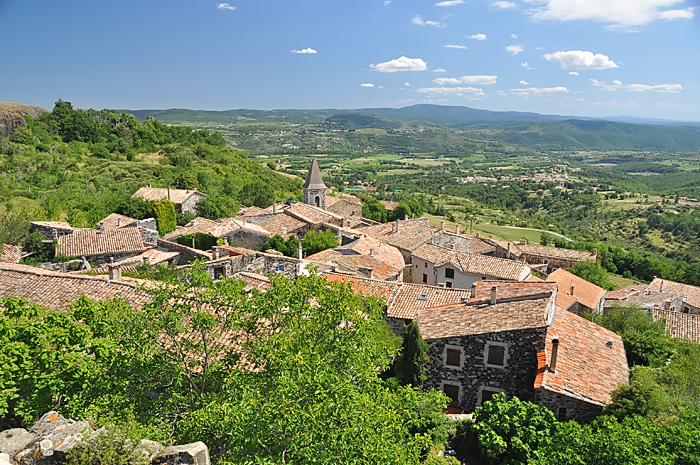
[302,157,327,209]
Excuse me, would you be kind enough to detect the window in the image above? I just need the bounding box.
[558,407,568,420]
[443,383,460,409]
[446,281,453,288]
[484,342,508,368]
[446,349,461,367]
[424,262,428,267]
[276,265,284,273]
[479,387,503,405]
[422,273,428,283]
[445,268,455,279]
[213,266,225,280]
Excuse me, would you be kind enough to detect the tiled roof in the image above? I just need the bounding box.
[413,244,532,281]
[555,292,579,311]
[379,200,399,211]
[391,284,479,320]
[97,213,138,229]
[164,217,270,240]
[302,157,327,189]
[472,280,557,301]
[286,202,344,225]
[257,213,308,236]
[307,249,403,281]
[0,263,149,310]
[652,309,700,343]
[606,285,647,301]
[429,231,496,255]
[57,228,146,258]
[362,222,436,252]
[537,309,628,406]
[92,248,181,271]
[518,243,596,262]
[217,246,258,257]
[415,298,551,340]
[30,221,74,229]
[546,268,606,310]
[339,237,405,272]
[132,187,207,204]
[235,272,271,291]
[483,239,523,258]
[326,196,362,207]
[0,244,21,264]
[646,278,700,309]
[322,272,402,301]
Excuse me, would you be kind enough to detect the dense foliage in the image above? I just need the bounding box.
[395,321,429,388]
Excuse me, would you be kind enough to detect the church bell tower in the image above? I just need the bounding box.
[302,157,327,209]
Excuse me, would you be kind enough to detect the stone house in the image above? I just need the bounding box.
[604,284,684,314]
[131,186,208,215]
[651,309,700,343]
[164,217,271,251]
[411,243,532,289]
[546,268,606,315]
[428,229,495,255]
[485,238,597,273]
[645,278,700,314]
[326,196,363,218]
[29,221,75,240]
[306,237,405,281]
[97,213,160,245]
[205,250,312,281]
[56,228,146,265]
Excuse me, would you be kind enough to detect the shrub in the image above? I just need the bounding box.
[152,200,177,236]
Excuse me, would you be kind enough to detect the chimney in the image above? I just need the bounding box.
[143,256,150,266]
[592,248,598,258]
[365,268,373,279]
[471,282,477,298]
[519,239,527,246]
[282,227,287,235]
[451,244,455,250]
[570,284,575,295]
[370,248,376,257]
[117,218,122,227]
[341,191,344,198]
[53,228,58,240]
[476,232,480,238]
[342,218,349,228]
[455,224,460,235]
[550,338,560,372]
[393,221,399,232]
[660,280,665,293]
[273,204,276,213]
[224,238,229,246]
[441,221,445,231]
[490,286,497,305]
[297,242,303,260]
[108,264,122,282]
[507,242,512,259]
[404,214,409,221]
[212,248,219,260]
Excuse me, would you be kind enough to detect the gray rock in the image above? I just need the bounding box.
[0,428,37,456]
[39,439,54,457]
[29,411,68,437]
[0,452,10,465]
[129,439,163,464]
[153,442,210,465]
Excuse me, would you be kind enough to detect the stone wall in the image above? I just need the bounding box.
[520,253,582,273]
[385,316,407,335]
[327,200,362,218]
[156,239,212,265]
[180,192,207,215]
[141,228,160,246]
[222,229,269,251]
[206,253,309,281]
[29,223,74,241]
[139,218,158,231]
[424,328,547,413]
[534,388,603,423]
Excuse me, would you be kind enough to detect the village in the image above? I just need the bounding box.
[2,157,699,426]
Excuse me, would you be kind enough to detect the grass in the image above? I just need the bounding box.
[608,273,646,290]
[471,223,543,244]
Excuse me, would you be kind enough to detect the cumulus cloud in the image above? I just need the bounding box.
[433,75,498,85]
[590,79,682,93]
[469,33,487,40]
[418,86,486,98]
[521,62,533,69]
[444,44,468,49]
[493,1,517,8]
[432,67,447,73]
[361,83,375,87]
[405,82,411,86]
[511,33,518,38]
[544,50,618,70]
[506,45,524,54]
[527,0,695,30]
[215,3,236,10]
[510,86,570,96]
[569,71,579,75]
[291,48,317,54]
[436,0,465,5]
[384,0,391,4]
[520,80,530,85]
[370,56,428,73]
[412,15,445,27]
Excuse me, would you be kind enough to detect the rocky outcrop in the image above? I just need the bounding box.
[0,102,47,138]
[0,412,210,465]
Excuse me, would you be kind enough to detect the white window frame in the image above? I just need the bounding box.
[477,385,505,406]
[440,381,462,407]
[483,341,509,368]
[443,344,465,369]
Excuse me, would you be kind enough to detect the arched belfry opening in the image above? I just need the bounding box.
[302,157,327,210]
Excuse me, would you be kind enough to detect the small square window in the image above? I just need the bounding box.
[424,262,428,267]
[276,265,284,273]
[446,348,461,367]
[445,268,455,279]
[443,384,460,408]
[558,407,568,420]
[480,388,501,405]
[446,281,453,288]
[422,273,428,283]
[487,345,505,366]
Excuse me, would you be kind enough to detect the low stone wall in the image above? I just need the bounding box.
[206,253,308,281]
[0,411,210,465]
[156,239,212,265]
[535,388,602,423]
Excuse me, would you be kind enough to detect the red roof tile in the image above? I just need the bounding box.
[413,244,532,281]
[546,268,606,310]
[647,278,700,309]
[606,285,647,301]
[132,187,206,204]
[57,228,146,258]
[652,309,700,343]
[0,244,21,264]
[97,213,138,229]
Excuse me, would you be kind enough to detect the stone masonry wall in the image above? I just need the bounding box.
[222,229,269,251]
[534,388,603,423]
[520,253,582,273]
[156,239,212,265]
[179,192,207,215]
[206,253,307,281]
[424,328,547,413]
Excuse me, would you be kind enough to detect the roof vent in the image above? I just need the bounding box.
[418,294,427,301]
[606,341,613,348]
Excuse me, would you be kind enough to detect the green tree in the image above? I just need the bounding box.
[238,179,275,208]
[395,320,429,388]
[363,198,388,223]
[301,229,339,256]
[174,172,201,191]
[152,200,177,236]
[262,234,300,257]
[570,260,614,291]
[390,199,424,222]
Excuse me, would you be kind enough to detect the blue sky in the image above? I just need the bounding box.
[1,0,698,119]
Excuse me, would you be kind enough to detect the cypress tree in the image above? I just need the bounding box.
[395,321,429,388]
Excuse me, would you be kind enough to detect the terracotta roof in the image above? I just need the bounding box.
[257,213,307,236]
[646,278,700,309]
[217,246,258,257]
[415,298,551,340]
[235,272,271,291]
[391,284,480,320]
[30,221,74,229]
[472,280,557,301]
[379,200,399,211]
[97,213,138,229]
[606,285,647,301]
[517,243,596,262]
[483,239,523,258]
[92,248,181,271]
[57,228,146,258]
[326,196,362,207]
[323,272,402,301]
[302,157,327,189]
[132,187,207,204]
[0,263,149,310]
[546,268,606,310]
[414,244,532,281]
[537,309,628,406]
[362,222,436,252]
[0,244,21,264]
[307,249,403,281]
[164,217,270,240]
[339,237,405,272]
[652,309,700,343]
[286,202,343,225]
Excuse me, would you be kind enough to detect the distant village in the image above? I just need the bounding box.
[2,158,699,422]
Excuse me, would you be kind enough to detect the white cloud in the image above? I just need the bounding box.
[492,1,517,8]
[412,15,446,27]
[384,0,391,4]
[521,62,533,69]
[497,90,508,96]
[469,33,487,40]
[405,82,411,86]
[510,86,570,96]
[527,0,695,30]
[506,45,524,54]
[520,80,530,85]
[418,86,486,98]
[436,0,465,5]
[544,50,618,70]
[370,56,428,73]
[361,83,375,87]
[291,48,317,54]
[433,75,498,85]
[215,3,236,11]
[590,79,682,93]
[569,71,579,75]
[510,33,518,38]
[432,67,447,73]
[444,44,468,49]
